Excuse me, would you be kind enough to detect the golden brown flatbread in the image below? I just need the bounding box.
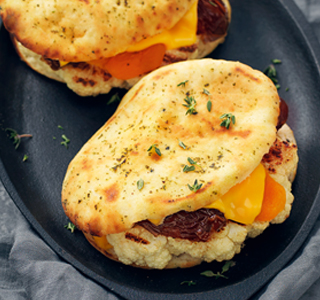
[62,59,281,237]
[2,0,231,96]
[0,0,196,61]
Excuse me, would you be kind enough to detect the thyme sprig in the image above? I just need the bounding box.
[61,134,70,148]
[201,260,235,279]
[220,113,236,129]
[5,128,33,149]
[264,59,282,89]
[183,95,197,115]
[183,157,204,173]
[147,144,161,156]
[188,179,203,192]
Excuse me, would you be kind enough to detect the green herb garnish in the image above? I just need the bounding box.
[264,64,277,80]
[177,80,189,87]
[181,281,196,286]
[137,178,144,190]
[203,88,210,95]
[185,157,204,172]
[201,260,235,279]
[107,93,121,105]
[220,113,236,129]
[187,157,196,165]
[201,270,228,279]
[188,179,202,192]
[58,125,64,130]
[183,165,195,173]
[65,222,76,233]
[207,100,212,112]
[61,134,70,148]
[272,59,282,64]
[202,88,212,112]
[147,144,161,156]
[264,63,281,89]
[178,139,187,149]
[5,128,33,149]
[183,95,197,115]
[22,154,29,162]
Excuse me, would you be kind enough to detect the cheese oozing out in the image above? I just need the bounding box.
[83,165,286,251]
[126,0,198,52]
[204,163,266,224]
[148,164,267,226]
[59,1,198,67]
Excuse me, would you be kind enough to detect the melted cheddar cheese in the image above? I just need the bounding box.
[60,1,197,69]
[205,164,266,224]
[127,0,198,52]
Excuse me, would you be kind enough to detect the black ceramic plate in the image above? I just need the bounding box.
[1,0,320,299]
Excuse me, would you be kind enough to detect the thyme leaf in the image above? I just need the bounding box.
[207,100,212,112]
[22,154,29,162]
[220,113,236,129]
[203,88,211,95]
[187,157,196,165]
[178,139,187,149]
[183,95,197,115]
[183,165,195,172]
[107,93,121,105]
[147,144,161,156]
[177,80,189,87]
[64,222,76,233]
[137,178,144,190]
[272,59,282,64]
[61,134,70,148]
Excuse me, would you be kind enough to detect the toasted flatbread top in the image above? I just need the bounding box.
[61,59,280,236]
[0,0,195,62]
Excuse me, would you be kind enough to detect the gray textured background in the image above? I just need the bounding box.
[1,0,320,299]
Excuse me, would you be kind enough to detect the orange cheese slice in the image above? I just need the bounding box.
[205,164,266,224]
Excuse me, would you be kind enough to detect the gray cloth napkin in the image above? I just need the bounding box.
[1,0,320,299]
